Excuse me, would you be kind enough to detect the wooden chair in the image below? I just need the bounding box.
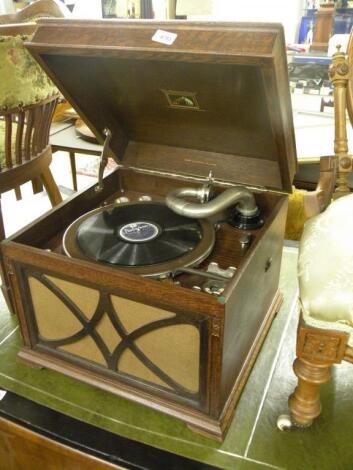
[0,0,70,24]
[0,24,62,311]
[0,2,77,193]
[277,44,353,431]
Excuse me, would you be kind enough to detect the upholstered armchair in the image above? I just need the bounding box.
[0,24,62,203]
[278,193,353,430]
[0,24,62,310]
[278,44,353,430]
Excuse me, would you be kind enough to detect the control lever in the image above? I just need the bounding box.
[95,128,112,193]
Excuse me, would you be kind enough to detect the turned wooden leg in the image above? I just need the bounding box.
[14,186,22,201]
[289,357,332,427]
[41,168,62,207]
[31,177,44,195]
[278,316,349,431]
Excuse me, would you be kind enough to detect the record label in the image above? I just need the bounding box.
[118,221,160,243]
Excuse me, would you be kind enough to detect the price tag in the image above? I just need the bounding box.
[0,390,7,401]
[152,29,177,46]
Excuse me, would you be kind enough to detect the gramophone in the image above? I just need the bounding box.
[2,19,297,441]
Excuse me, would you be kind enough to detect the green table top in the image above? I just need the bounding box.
[0,246,352,470]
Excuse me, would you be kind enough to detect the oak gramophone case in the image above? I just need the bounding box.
[2,20,297,440]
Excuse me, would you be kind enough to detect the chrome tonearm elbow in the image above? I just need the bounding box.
[166,185,258,218]
[166,184,264,229]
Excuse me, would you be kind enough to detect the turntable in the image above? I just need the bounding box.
[2,20,297,441]
[63,201,216,278]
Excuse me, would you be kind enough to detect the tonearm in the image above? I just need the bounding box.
[166,173,264,230]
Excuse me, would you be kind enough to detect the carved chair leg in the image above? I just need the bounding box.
[278,317,348,431]
[289,357,332,427]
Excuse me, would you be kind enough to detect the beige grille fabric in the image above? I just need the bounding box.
[47,276,99,320]
[59,336,106,366]
[29,277,82,340]
[111,296,175,333]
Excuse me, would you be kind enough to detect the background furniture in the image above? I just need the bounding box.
[279,194,353,430]
[0,23,62,204]
[0,25,62,311]
[311,2,336,51]
[278,39,353,431]
[0,0,71,193]
[50,120,102,191]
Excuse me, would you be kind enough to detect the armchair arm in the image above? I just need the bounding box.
[303,155,336,218]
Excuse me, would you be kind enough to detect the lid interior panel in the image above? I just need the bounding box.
[28,20,297,191]
[43,54,277,158]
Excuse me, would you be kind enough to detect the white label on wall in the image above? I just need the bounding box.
[0,390,6,400]
[152,29,177,46]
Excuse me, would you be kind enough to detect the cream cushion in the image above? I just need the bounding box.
[298,194,353,345]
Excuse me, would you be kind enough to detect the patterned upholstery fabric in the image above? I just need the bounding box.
[0,34,57,165]
[298,194,353,345]
[0,34,56,109]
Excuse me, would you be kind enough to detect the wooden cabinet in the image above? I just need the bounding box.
[2,20,297,441]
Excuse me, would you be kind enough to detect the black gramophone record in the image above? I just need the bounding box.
[77,203,203,265]
[63,202,215,277]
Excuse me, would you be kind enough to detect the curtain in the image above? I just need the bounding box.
[140,0,153,18]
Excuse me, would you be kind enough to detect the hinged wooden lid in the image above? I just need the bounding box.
[27,19,297,192]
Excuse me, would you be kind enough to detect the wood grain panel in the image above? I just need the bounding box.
[30,19,279,56]
[26,20,296,192]
[0,417,122,470]
[124,142,282,190]
[220,196,287,409]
